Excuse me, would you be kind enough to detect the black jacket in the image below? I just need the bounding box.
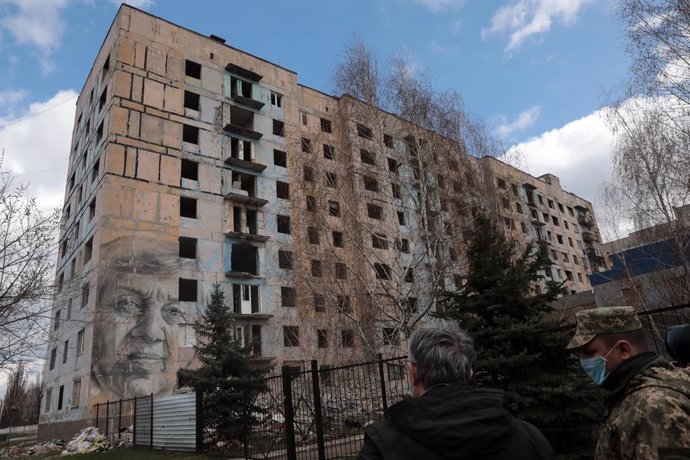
[357,381,553,460]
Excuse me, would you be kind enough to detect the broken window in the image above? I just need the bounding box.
[357,123,373,139]
[184,91,200,111]
[311,260,323,277]
[99,88,107,112]
[91,158,100,182]
[367,203,383,220]
[95,121,104,144]
[497,178,507,190]
[360,149,376,165]
[317,329,328,348]
[274,149,287,167]
[384,134,394,148]
[332,231,344,247]
[308,227,320,244]
[180,197,197,218]
[383,328,399,346]
[300,112,308,126]
[398,238,410,253]
[337,295,352,313]
[301,137,312,153]
[387,157,398,173]
[548,199,554,209]
[328,200,341,217]
[281,287,296,308]
[57,386,64,411]
[230,76,253,98]
[276,181,290,199]
[84,237,93,264]
[230,137,253,161]
[314,294,325,313]
[179,237,197,259]
[231,171,257,197]
[77,328,85,355]
[179,278,198,302]
[326,172,337,188]
[302,165,315,182]
[335,262,347,280]
[283,326,299,347]
[374,263,392,280]
[323,144,335,160]
[278,250,293,269]
[557,234,564,244]
[391,183,400,199]
[277,215,291,234]
[341,330,354,348]
[273,119,285,137]
[183,124,199,144]
[397,211,406,225]
[230,105,255,132]
[372,233,388,249]
[181,159,198,181]
[185,60,201,79]
[49,348,57,370]
[81,284,90,308]
[320,118,332,133]
[306,196,316,212]
[271,92,282,107]
[363,176,379,192]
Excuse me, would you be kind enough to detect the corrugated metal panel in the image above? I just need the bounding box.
[134,393,197,451]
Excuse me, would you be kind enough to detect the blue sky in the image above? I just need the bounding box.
[0,0,628,212]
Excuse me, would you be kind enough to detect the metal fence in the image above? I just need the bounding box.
[638,303,690,359]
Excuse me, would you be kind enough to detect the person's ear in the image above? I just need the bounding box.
[618,340,634,360]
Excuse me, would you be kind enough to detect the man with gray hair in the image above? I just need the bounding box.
[358,321,553,460]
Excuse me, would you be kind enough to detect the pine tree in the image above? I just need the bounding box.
[437,212,603,455]
[178,284,270,449]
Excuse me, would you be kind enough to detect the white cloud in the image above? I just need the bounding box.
[482,0,592,51]
[111,0,155,9]
[430,40,454,54]
[0,90,77,211]
[0,89,28,113]
[503,107,615,206]
[413,0,464,12]
[497,105,541,137]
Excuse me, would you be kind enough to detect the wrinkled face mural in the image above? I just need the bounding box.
[92,236,197,399]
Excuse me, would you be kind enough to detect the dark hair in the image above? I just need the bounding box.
[408,320,475,388]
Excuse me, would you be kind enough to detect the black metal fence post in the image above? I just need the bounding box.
[149,393,154,450]
[377,354,389,415]
[195,390,203,453]
[105,401,110,436]
[133,396,137,447]
[311,360,326,460]
[118,398,123,438]
[95,403,99,431]
[282,367,297,460]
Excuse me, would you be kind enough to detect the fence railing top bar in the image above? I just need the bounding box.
[271,355,408,378]
[638,303,690,316]
[94,396,142,406]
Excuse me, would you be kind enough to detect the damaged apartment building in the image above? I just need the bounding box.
[39,4,604,439]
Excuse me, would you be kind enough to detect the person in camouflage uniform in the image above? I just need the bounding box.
[567,306,690,460]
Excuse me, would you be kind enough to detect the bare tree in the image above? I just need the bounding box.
[0,157,61,371]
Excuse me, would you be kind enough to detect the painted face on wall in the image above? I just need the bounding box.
[92,236,197,399]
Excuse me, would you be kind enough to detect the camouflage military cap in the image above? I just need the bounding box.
[567,306,642,349]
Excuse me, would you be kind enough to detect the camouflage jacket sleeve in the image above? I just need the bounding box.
[595,381,690,460]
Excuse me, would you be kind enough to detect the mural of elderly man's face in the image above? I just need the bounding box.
[92,236,197,399]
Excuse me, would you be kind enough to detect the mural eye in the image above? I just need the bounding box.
[115,296,143,313]
[162,305,183,321]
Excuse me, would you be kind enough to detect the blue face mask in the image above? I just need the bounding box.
[580,344,618,386]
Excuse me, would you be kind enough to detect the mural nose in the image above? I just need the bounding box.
[130,308,166,343]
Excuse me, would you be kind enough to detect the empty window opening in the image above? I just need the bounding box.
[84,237,93,263]
[397,211,406,225]
[231,171,257,197]
[277,215,291,234]
[374,263,392,280]
[335,263,348,280]
[303,166,314,182]
[185,60,201,79]
[273,119,285,136]
[301,137,312,153]
[91,158,100,182]
[308,227,320,244]
[360,149,376,165]
[404,268,414,283]
[231,76,253,98]
[364,176,379,192]
[281,287,296,308]
[274,149,287,167]
[102,56,110,73]
[317,330,328,348]
[367,203,383,220]
[230,105,255,131]
[283,326,299,347]
[179,278,198,302]
[180,197,197,218]
[181,159,198,180]
[357,123,373,139]
[183,124,199,144]
[95,121,104,144]
[57,386,64,411]
[77,328,85,354]
[320,118,332,133]
[232,244,258,275]
[332,231,344,247]
[99,89,107,112]
[306,196,317,212]
[372,233,388,249]
[326,172,337,188]
[342,330,354,348]
[54,310,61,331]
[314,294,325,313]
[62,340,68,364]
[383,328,399,345]
[277,181,290,199]
[300,112,308,126]
[278,250,293,269]
[328,200,341,217]
[398,238,410,253]
[392,183,400,199]
[384,134,394,148]
[323,144,335,160]
[184,91,200,111]
[179,237,197,259]
[337,295,352,313]
[311,260,323,277]
[81,284,90,308]
[387,158,398,173]
[49,348,57,370]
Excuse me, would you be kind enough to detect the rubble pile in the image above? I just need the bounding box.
[62,427,110,455]
[0,439,65,458]
[113,426,133,449]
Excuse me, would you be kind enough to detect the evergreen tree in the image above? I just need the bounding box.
[437,212,603,455]
[178,284,270,449]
